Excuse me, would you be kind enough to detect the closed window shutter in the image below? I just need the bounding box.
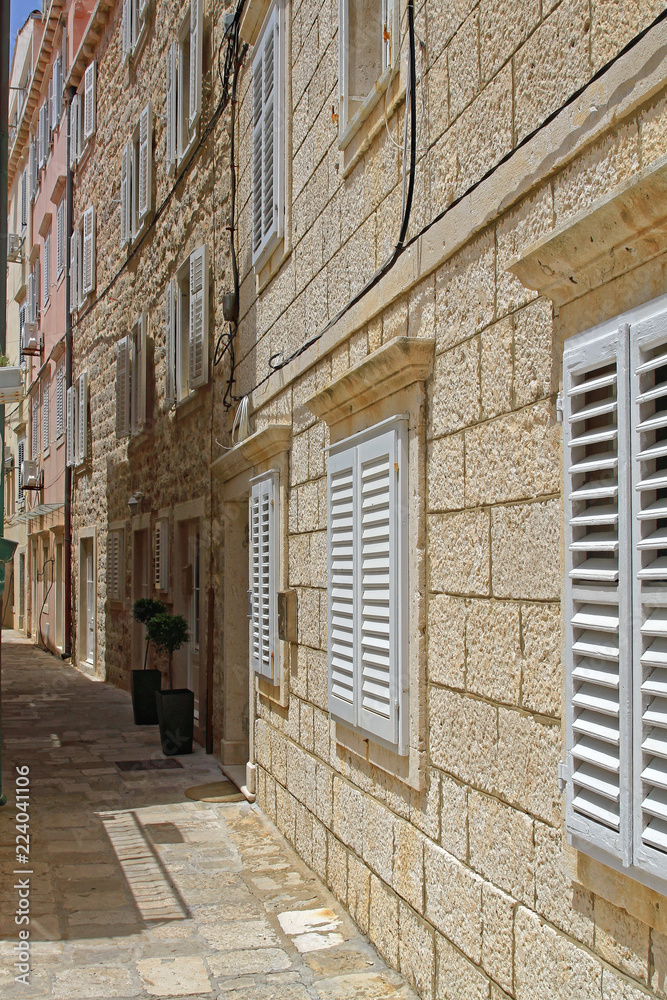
[250,474,278,680]
[32,396,39,458]
[252,51,263,257]
[69,230,78,312]
[166,44,177,172]
[77,372,88,465]
[165,278,176,406]
[47,76,53,143]
[357,428,401,745]
[17,440,24,501]
[21,169,27,229]
[631,308,667,877]
[56,366,64,436]
[34,259,39,321]
[69,94,78,169]
[120,142,131,247]
[189,0,203,130]
[66,385,75,467]
[107,532,116,600]
[137,102,152,225]
[188,244,209,389]
[82,206,95,297]
[56,200,64,274]
[50,68,57,130]
[83,62,96,142]
[27,271,34,325]
[122,0,131,60]
[563,326,632,863]
[252,5,282,266]
[30,137,37,199]
[116,336,130,437]
[38,104,44,168]
[131,316,147,434]
[154,520,169,592]
[42,380,49,451]
[43,233,50,304]
[327,447,357,726]
[19,306,25,365]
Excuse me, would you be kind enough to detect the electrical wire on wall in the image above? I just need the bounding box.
[37,556,54,651]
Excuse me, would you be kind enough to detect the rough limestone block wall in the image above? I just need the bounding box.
[234,0,667,998]
[70,0,233,750]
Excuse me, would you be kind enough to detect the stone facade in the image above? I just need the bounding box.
[64,0,667,998]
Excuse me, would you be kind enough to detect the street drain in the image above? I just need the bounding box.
[115,759,183,771]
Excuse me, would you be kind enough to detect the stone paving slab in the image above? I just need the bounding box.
[0,634,418,1000]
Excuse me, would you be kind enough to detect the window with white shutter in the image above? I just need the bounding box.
[250,472,279,681]
[131,316,147,435]
[189,0,203,131]
[70,229,79,313]
[83,62,96,144]
[81,206,95,298]
[116,336,130,437]
[30,136,37,200]
[77,372,88,466]
[137,103,153,229]
[66,385,76,467]
[31,394,39,459]
[252,2,284,268]
[56,200,64,276]
[154,518,169,592]
[122,0,131,62]
[165,278,176,407]
[123,0,149,62]
[107,528,125,603]
[176,0,203,162]
[42,377,50,451]
[69,93,79,169]
[338,0,398,139]
[120,141,131,248]
[188,245,208,389]
[56,364,65,437]
[20,168,27,231]
[166,44,177,174]
[19,305,26,368]
[17,439,25,503]
[326,417,408,751]
[43,231,50,306]
[47,76,53,147]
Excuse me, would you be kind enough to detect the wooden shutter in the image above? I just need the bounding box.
[116,337,130,437]
[188,244,209,389]
[327,446,357,725]
[83,62,96,142]
[120,142,131,247]
[250,474,278,680]
[563,325,632,864]
[252,5,282,266]
[131,316,147,434]
[137,102,152,225]
[631,305,667,879]
[82,206,95,297]
[31,395,39,458]
[56,366,64,437]
[189,0,203,131]
[77,372,88,465]
[42,379,49,451]
[69,230,78,312]
[154,519,168,592]
[166,44,177,172]
[165,279,176,406]
[66,385,75,467]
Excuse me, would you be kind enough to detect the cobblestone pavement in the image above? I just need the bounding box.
[0,633,418,1000]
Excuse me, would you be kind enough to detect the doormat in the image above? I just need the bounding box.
[184,780,245,802]
[115,759,183,772]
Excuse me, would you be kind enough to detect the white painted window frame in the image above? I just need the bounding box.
[338,0,399,147]
[251,0,284,270]
[250,470,280,681]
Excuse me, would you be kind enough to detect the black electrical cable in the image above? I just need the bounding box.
[239,2,667,400]
[37,556,54,652]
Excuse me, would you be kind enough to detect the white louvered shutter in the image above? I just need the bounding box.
[189,0,203,131]
[42,380,49,451]
[56,366,64,436]
[165,279,176,406]
[154,520,168,592]
[356,427,402,745]
[116,336,130,437]
[122,0,131,60]
[50,67,58,130]
[137,102,152,225]
[30,137,37,199]
[33,259,39,321]
[188,244,209,389]
[631,305,667,878]
[43,233,50,304]
[17,440,24,501]
[327,446,357,725]
[47,76,53,143]
[83,62,96,142]
[252,5,282,265]
[69,94,78,169]
[38,104,44,168]
[21,168,27,229]
[131,316,147,435]
[69,230,78,312]
[107,532,117,600]
[66,385,75,467]
[166,44,177,171]
[32,395,39,458]
[27,271,34,325]
[563,325,632,864]
[82,206,95,297]
[56,200,64,274]
[120,142,131,247]
[250,474,278,680]
[77,372,88,464]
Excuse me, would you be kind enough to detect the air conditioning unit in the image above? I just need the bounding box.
[7,234,22,263]
[21,460,41,490]
[22,325,41,355]
[4,447,13,467]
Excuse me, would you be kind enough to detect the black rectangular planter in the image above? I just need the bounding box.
[155,689,194,756]
[131,669,162,725]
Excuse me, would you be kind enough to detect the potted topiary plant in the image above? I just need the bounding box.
[130,598,167,725]
[149,613,193,756]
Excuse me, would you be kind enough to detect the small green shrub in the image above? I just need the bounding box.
[146,613,190,688]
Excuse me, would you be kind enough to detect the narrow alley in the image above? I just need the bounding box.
[0,634,417,1000]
